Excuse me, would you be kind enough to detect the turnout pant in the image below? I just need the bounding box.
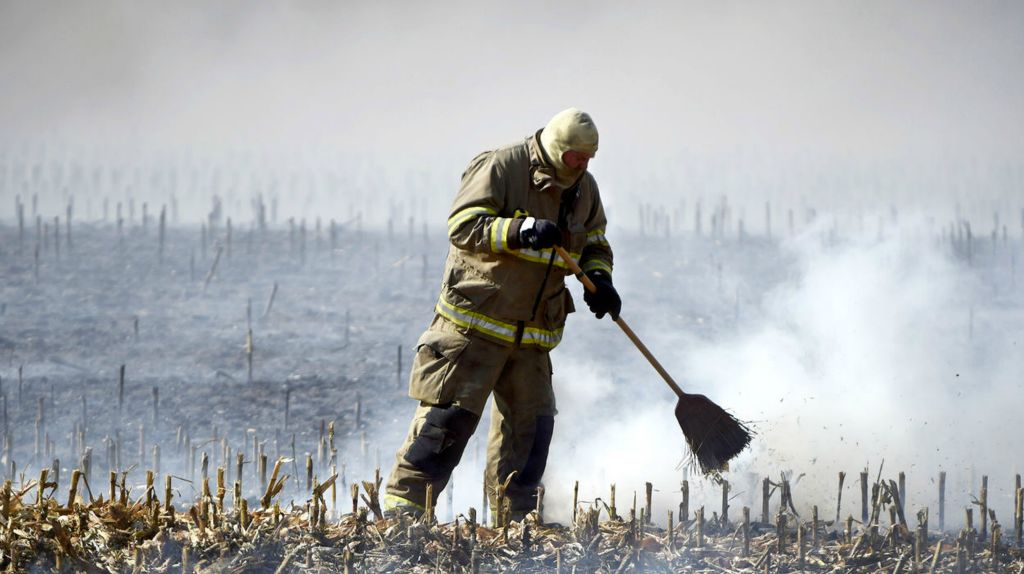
[385,316,556,518]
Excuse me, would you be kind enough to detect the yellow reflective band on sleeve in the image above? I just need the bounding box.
[489,217,514,253]
[586,229,609,246]
[512,248,582,268]
[447,206,498,236]
[581,259,612,276]
[435,295,564,349]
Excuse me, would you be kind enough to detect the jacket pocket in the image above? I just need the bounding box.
[408,328,471,405]
[542,286,575,329]
[443,262,500,309]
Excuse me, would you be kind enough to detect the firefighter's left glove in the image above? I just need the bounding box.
[583,271,621,320]
[519,217,562,250]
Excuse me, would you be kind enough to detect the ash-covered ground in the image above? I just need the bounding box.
[1,205,1021,529]
[0,213,779,506]
[1,219,438,504]
[1,199,1023,573]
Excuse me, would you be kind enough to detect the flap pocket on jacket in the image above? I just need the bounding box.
[542,287,575,329]
[444,263,500,309]
[408,329,470,405]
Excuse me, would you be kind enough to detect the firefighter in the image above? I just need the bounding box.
[384,108,620,520]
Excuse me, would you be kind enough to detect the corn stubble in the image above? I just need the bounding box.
[0,469,1022,573]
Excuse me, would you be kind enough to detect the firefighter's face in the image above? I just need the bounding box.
[562,150,594,171]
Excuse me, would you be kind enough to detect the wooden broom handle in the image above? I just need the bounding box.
[554,245,687,399]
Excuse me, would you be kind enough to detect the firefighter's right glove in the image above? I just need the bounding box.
[583,271,621,320]
[518,217,562,250]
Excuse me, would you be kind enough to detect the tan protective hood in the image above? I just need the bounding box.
[538,108,599,189]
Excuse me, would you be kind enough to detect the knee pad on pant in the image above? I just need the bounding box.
[404,405,478,478]
[515,415,555,487]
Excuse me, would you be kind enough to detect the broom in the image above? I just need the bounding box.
[555,246,752,473]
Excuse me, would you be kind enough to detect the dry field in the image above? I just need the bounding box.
[1,202,1022,572]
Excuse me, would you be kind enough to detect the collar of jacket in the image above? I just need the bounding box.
[528,130,582,193]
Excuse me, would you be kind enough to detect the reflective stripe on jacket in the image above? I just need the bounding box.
[440,131,613,349]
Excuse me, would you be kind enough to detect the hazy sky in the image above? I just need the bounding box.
[2,0,1022,168]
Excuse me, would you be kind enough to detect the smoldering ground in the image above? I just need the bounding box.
[427,215,1023,530]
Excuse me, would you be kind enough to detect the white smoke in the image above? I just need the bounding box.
[540,218,1022,527]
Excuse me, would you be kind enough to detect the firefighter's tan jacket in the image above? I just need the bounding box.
[438,131,613,350]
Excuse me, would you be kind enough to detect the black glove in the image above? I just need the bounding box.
[519,217,562,250]
[583,271,621,320]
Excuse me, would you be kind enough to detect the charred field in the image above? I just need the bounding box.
[1,199,1022,573]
